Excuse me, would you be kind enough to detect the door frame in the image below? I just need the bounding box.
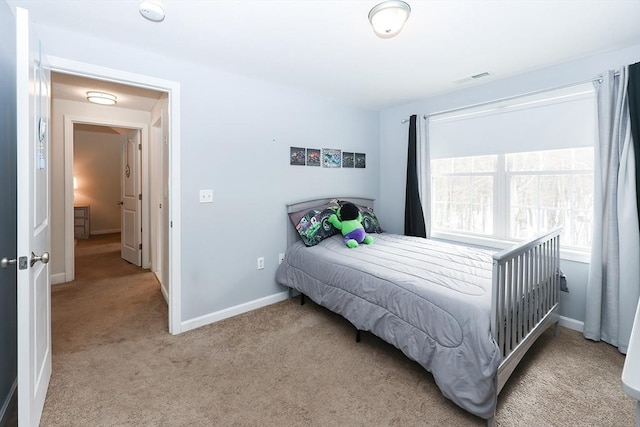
[49,56,182,334]
[64,119,146,273]
[149,111,166,292]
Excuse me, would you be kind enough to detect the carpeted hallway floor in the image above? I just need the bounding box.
[41,234,635,426]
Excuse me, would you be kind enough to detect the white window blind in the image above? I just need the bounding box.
[428,83,596,159]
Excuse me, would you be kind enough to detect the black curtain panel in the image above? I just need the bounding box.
[404,115,427,237]
[628,62,640,229]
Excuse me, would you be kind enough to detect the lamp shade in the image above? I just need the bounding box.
[368,1,411,39]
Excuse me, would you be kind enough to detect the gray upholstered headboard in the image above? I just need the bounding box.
[286,197,375,247]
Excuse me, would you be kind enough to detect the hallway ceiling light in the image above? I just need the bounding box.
[368,1,411,39]
[86,91,117,105]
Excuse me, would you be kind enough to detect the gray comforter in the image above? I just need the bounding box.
[275,233,502,420]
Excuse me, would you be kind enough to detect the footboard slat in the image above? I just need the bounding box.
[495,261,506,356]
[511,256,519,352]
[526,250,533,333]
[492,229,561,395]
[543,242,549,316]
[517,254,524,343]
[505,259,513,355]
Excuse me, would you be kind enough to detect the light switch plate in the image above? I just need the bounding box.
[199,189,213,203]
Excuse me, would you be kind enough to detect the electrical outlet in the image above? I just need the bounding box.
[278,253,285,265]
[257,257,265,270]
[199,189,213,203]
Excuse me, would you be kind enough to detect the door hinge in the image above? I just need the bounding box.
[18,256,28,270]
[170,221,173,228]
[138,194,142,201]
[138,143,142,150]
[139,243,142,250]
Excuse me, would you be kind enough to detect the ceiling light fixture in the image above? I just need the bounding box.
[86,91,117,105]
[368,1,411,39]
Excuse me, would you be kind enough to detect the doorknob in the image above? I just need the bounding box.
[117,201,124,205]
[30,251,50,268]
[1,257,17,269]
[1,256,27,270]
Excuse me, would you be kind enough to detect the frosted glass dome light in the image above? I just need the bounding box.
[368,1,411,39]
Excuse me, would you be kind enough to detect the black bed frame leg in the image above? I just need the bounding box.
[300,294,305,305]
[356,330,361,343]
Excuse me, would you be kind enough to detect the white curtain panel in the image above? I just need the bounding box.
[417,116,431,238]
[585,67,640,354]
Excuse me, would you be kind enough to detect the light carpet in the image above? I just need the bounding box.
[41,234,635,426]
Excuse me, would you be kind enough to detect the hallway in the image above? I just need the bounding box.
[49,234,166,354]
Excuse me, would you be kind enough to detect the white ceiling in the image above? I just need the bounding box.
[9,0,640,111]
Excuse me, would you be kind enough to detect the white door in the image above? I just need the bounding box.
[121,129,142,266]
[16,7,51,426]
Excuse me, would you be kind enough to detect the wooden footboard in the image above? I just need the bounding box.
[491,229,561,394]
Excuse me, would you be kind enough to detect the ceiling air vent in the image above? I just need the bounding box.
[471,72,490,79]
[453,71,491,85]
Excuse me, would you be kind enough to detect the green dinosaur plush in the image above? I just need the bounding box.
[328,202,374,248]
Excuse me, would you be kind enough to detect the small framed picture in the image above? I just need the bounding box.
[342,152,354,168]
[290,147,305,166]
[322,148,342,168]
[306,148,321,166]
[355,153,366,168]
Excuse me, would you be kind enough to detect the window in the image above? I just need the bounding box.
[507,148,593,248]
[432,155,496,235]
[427,84,596,255]
[431,148,593,250]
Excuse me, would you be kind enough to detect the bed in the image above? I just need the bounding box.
[275,197,561,425]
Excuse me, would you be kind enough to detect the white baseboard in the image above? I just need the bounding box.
[159,280,168,305]
[90,229,121,235]
[181,291,289,333]
[559,315,584,333]
[51,273,68,285]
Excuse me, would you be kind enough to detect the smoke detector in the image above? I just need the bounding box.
[139,1,165,22]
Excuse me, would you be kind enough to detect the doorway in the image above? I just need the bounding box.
[48,59,181,334]
[69,121,146,268]
[72,124,144,267]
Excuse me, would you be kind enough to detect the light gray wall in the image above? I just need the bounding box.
[73,128,121,234]
[378,44,640,323]
[36,24,379,321]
